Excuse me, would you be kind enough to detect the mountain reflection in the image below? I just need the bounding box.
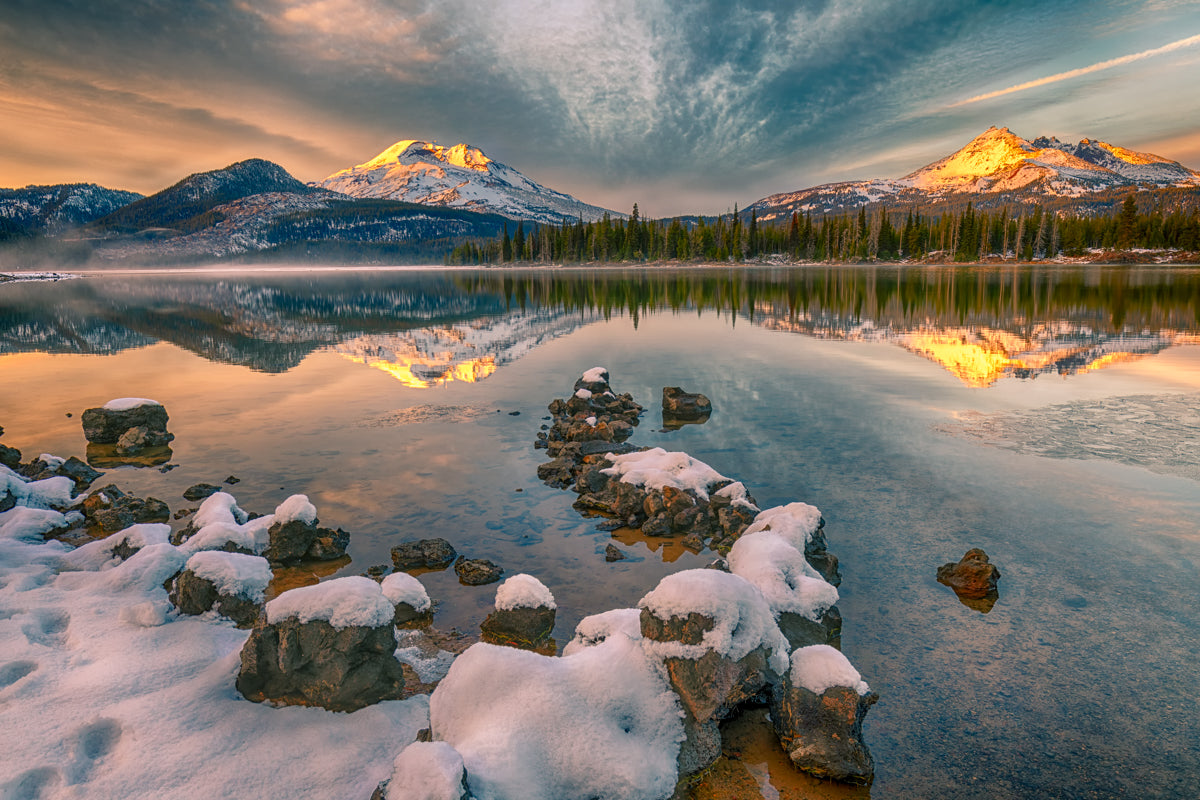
[1,265,1197,387]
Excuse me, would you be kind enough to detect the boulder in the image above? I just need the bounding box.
[0,443,21,469]
[81,400,171,444]
[183,483,222,502]
[236,577,405,711]
[480,606,556,649]
[168,569,263,628]
[82,484,170,534]
[380,571,433,628]
[15,455,102,491]
[263,517,349,564]
[662,387,712,428]
[778,606,843,650]
[391,538,457,571]
[479,574,556,650]
[604,543,627,562]
[454,557,503,586]
[937,548,1001,599]
[771,646,878,785]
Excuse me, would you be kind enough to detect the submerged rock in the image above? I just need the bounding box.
[183,483,222,502]
[391,538,458,571]
[937,548,1001,600]
[604,543,628,562]
[82,484,170,534]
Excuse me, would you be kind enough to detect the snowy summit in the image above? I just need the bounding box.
[314,139,621,224]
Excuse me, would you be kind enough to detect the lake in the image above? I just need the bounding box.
[2,264,1198,799]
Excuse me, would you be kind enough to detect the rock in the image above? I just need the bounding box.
[662,387,712,428]
[391,538,458,571]
[82,484,170,534]
[0,487,15,513]
[263,518,349,564]
[0,443,21,469]
[81,401,172,445]
[236,615,406,712]
[168,569,262,628]
[115,425,173,454]
[778,605,843,650]
[57,457,103,490]
[224,475,240,484]
[454,556,503,586]
[936,548,1001,599]
[604,543,628,562]
[183,483,222,502]
[771,683,878,785]
[480,605,556,649]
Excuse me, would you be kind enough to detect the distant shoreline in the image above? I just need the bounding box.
[3,249,1199,278]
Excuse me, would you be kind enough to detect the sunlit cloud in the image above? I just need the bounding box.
[948,32,1200,107]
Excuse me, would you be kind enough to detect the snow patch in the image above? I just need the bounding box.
[265,575,395,629]
[602,448,730,500]
[790,644,871,696]
[381,571,432,612]
[185,551,272,602]
[743,502,823,551]
[101,397,162,411]
[494,574,556,611]
[274,494,317,525]
[385,741,470,800]
[639,569,789,673]
[727,532,837,621]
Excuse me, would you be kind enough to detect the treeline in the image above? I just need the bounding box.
[447,194,1200,265]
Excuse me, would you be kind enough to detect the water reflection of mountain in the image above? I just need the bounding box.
[2,266,1197,385]
[336,309,600,388]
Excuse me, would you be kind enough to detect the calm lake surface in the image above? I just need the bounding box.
[2,265,1198,799]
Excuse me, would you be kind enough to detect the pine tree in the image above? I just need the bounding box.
[1117,193,1138,249]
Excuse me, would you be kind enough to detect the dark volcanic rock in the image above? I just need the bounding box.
[771,680,878,785]
[183,483,222,502]
[454,556,503,586]
[937,548,1001,600]
[236,615,406,712]
[82,484,170,534]
[81,402,171,444]
[480,605,556,650]
[391,538,457,571]
[168,569,262,628]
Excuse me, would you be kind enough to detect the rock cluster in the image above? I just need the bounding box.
[82,484,170,534]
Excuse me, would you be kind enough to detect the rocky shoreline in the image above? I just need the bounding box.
[2,377,879,799]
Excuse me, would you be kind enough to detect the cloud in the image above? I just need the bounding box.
[948,32,1200,107]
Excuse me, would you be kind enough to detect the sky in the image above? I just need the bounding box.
[3,0,1199,216]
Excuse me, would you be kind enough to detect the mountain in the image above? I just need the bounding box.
[90,158,321,233]
[750,127,1200,221]
[0,183,143,239]
[314,140,621,224]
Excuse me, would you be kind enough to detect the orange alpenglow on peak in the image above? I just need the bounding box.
[358,140,493,173]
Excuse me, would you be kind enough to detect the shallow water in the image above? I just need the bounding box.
[2,265,1198,799]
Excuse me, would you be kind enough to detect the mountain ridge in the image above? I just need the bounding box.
[750,127,1200,221]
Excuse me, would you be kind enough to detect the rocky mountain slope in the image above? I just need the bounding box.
[750,127,1200,220]
[0,183,144,238]
[314,140,620,224]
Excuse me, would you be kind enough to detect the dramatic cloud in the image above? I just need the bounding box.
[3,0,1199,214]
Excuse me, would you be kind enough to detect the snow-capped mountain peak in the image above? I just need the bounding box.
[750,126,1200,221]
[314,139,620,224]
